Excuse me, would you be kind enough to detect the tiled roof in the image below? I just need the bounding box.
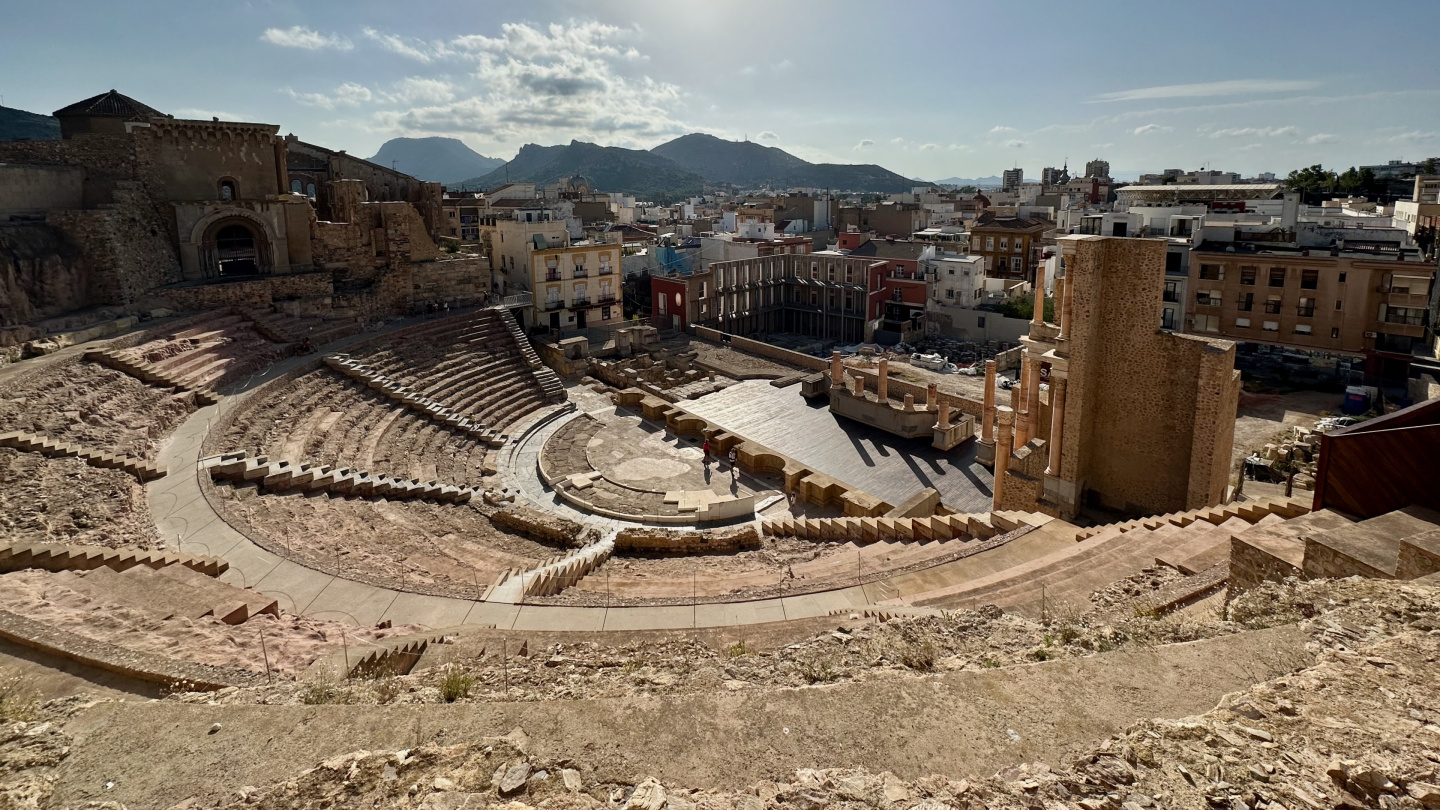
[53,90,163,120]
[846,240,928,261]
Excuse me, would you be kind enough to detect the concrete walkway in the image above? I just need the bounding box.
[148,331,880,631]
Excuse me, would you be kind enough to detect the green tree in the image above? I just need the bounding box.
[1337,167,1363,192]
[1422,158,1439,176]
[998,292,1054,322]
[1285,164,1338,193]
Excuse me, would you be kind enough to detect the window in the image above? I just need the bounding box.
[1384,306,1425,325]
[1163,281,1179,303]
[985,236,994,251]
[1199,264,1223,281]
[977,316,986,328]
[1193,313,1219,332]
[1269,268,1286,287]
[948,267,954,275]
[1300,269,1318,290]
[219,179,237,201]
[1235,317,1251,328]
[810,262,818,280]
[1331,327,1340,339]
[1335,299,1343,311]
[1294,324,1312,336]
[1165,252,1183,275]
[1297,297,1315,318]
[828,264,836,282]
[999,238,1008,251]
[306,183,316,199]
[891,288,903,302]
[290,179,302,194]
[946,289,955,299]
[1161,308,1177,330]
[1195,290,1222,307]
[1240,266,1257,286]
[1237,292,1254,312]
[1338,271,1347,284]
[1262,321,1279,332]
[602,306,612,320]
[1264,296,1282,315]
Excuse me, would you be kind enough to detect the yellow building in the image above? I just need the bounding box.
[532,240,623,330]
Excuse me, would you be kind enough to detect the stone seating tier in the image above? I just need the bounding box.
[206,450,479,504]
[323,356,509,446]
[0,430,166,481]
[0,540,227,577]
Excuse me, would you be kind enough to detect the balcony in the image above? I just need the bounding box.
[543,299,564,311]
[597,265,614,275]
[597,293,617,304]
[572,268,588,279]
[571,297,592,308]
[544,271,561,282]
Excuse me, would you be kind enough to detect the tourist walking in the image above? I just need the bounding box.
[702,439,711,466]
[728,447,739,479]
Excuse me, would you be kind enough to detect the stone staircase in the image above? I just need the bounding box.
[0,430,165,481]
[494,305,566,402]
[764,509,1054,544]
[205,451,479,504]
[488,537,615,602]
[0,540,227,577]
[1073,495,1312,540]
[1232,504,1440,592]
[240,307,363,348]
[322,355,509,447]
[306,628,451,679]
[55,564,279,625]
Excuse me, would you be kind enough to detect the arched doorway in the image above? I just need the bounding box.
[213,223,262,277]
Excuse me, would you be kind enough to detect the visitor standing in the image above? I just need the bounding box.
[702,439,711,466]
[728,446,739,479]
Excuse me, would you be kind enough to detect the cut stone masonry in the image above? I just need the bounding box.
[0,429,165,481]
[205,450,478,504]
[322,355,509,447]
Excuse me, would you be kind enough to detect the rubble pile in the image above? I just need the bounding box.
[63,578,1440,810]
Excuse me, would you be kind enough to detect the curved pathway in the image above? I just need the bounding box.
[148,322,879,632]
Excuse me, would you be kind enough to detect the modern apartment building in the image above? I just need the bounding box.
[1183,241,1434,384]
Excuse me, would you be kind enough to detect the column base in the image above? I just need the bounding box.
[976,438,995,467]
[1043,474,1080,520]
[931,420,975,451]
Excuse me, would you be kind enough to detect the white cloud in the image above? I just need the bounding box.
[947,143,971,151]
[1382,130,1438,143]
[890,137,906,144]
[1093,79,1319,103]
[989,125,1017,133]
[919,143,939,151]
[756,131,779,142]
[1305,133,1340,144]
[854,139,876,151]
[1132,124,1172,135]
[776,59,793,70]
[363,28,452,62]
[260,26,353,51]
[1003,139,1027,148]
[386,77,458,105]
[1207,126,1298,139]
[370,21,687,148]
[286,82,374,110]
[1092,142,1114,148]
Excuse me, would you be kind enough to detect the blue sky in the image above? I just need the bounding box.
[3,0,1438,180]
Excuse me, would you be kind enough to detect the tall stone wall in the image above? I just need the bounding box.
[1059,236,1240,516]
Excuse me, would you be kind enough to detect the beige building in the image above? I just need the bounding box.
[532,240,623,331]
[1186,245,1434,384]
[479,204,570,296]
[984,235,1239,520]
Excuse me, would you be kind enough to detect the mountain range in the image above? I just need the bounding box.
[365,137,504,185]
[445,132,918,198]
[0,106,60,141]
[933,176,1006,188]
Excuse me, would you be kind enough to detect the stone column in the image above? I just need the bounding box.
[1024,354,1042,446]
[982,360,996,444]
[1060,270,1074,339]
[938,401,951,429]
[854,375,865,397]
[1032,262,1046,327]
[1045,373,1068,477]
[877,358,890,403]
[926,383,938,410]
[1015,355,1032,446]
[830,351,843,387]
[1053,277,1066,332]
[993,406,1015,510]
[903,393,915,409]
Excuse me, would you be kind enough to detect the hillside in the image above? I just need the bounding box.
[652,132,916,192]
[0,105,60,141]
[455,140,705,199]
[366,137,504,185]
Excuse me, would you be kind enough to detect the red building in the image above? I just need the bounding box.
[834,231,931,324]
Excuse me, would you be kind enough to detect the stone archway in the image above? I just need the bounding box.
[198,216,272,278]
